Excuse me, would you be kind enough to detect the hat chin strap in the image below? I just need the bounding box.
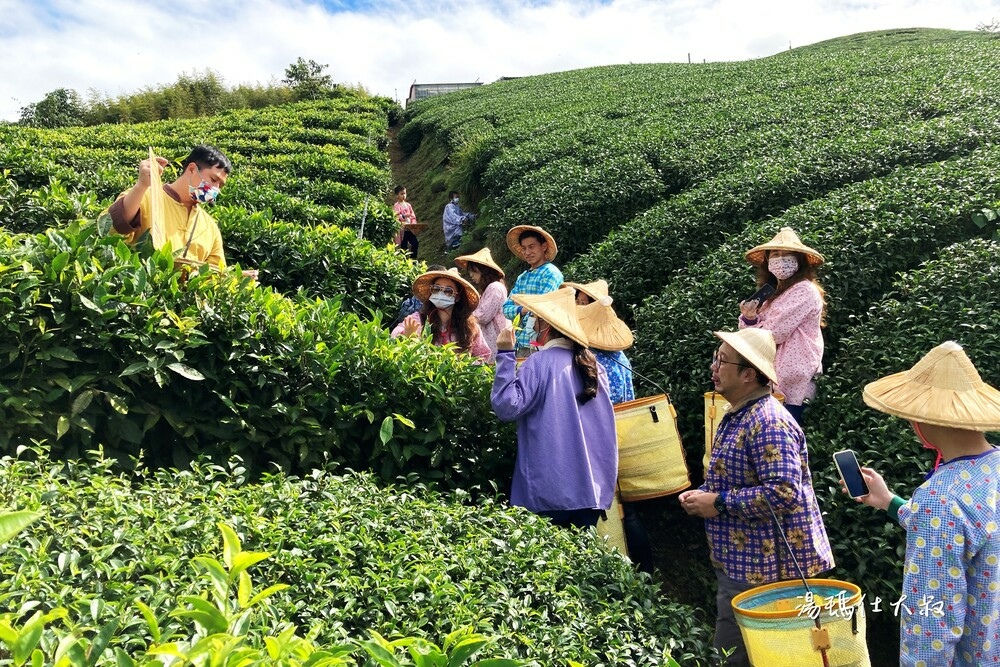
[913,422,943,470]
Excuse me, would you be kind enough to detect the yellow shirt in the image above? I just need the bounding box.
[111,185,226,269]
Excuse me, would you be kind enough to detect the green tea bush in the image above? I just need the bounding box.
[1,452,708,665]
[214,206,418,315]
[0,223,508,489]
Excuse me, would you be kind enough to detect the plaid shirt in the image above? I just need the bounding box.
[701,394,833,585]
[502,262,564,349]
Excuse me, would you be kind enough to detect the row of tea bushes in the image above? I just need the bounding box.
[1,452,706,665]
[0,223,503,489]
[402,32,1000,268]
[0,172,416,318]
[0,95,400,245]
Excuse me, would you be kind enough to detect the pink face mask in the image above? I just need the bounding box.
[913,422,943,470]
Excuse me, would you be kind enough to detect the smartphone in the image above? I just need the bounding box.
[744,282,775,306]
[833,449,870,498]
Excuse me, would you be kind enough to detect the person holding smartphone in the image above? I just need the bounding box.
[844,341,1000,667]
[737,227,826,425]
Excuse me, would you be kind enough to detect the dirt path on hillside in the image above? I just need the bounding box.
[386,124,450,265]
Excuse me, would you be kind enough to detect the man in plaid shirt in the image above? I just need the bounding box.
[681,328,833,667]
[502,226,564,352]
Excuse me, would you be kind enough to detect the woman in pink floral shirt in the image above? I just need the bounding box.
[456,248,508,363]
[738,227,826,425]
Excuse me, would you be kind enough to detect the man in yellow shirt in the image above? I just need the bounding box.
[106,145,230,269]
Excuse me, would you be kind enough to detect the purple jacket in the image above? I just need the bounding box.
[491,345,618,513]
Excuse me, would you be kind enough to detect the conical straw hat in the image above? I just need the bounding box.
[563,279,609,303]
[454,247,505,278]
[512,287,588,348]
[745,227,824,267]
[863,341,1000,431]
[713,328,778,385]
[412,267,480,309]
[577,296,633,351]
[506,225,558,262]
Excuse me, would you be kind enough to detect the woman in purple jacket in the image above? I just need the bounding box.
[491,287,618,529]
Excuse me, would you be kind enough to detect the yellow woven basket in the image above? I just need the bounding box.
[613,394,690,501]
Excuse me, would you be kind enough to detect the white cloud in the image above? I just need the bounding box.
[1,0,997,120]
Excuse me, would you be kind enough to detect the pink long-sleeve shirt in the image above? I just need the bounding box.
[738,280,824,405]
[473,281,508,363]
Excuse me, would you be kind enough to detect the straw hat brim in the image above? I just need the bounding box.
[506,226,558,262]
[564,279,609,303]
[413,270,480,309]
[862,343,1000,430]
[745,228,824,267]
[512,288,588,348]
[455,248,505,278]
[577,299,633,351]
[714,330,778,385]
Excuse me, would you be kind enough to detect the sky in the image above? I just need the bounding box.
[1,0,998,121]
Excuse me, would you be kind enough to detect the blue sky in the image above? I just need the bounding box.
[1,0,998,121]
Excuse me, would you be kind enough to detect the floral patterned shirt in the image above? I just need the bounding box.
[594,350,635,405]
[895,448,1000,667]
[701,394,834,584]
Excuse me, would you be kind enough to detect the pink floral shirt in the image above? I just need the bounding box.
[473,281,508,362]
[393,201,417,245]
[738,280,824,405]
[391,313,491,362]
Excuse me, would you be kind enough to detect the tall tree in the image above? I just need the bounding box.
[18,88,85,128]
[282,58,334,100]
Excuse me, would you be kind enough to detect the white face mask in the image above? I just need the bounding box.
[451,197,459,205]
[768,255,799,279]
[429,294,456,309]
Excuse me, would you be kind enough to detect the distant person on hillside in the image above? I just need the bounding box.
[102,145,256,278]
[456,248,509,363]
[737,227,826,426]
[502,226,563,355]
[392,185,419,260]
[845,341,1000,667]
[391,267,491,362]
[491,287,618,529]
[442,191,476,250]
[390,264,446,330]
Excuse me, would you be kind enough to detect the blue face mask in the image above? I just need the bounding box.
[188,169,221,204]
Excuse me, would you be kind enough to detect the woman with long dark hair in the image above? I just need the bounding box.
[392,267,490,362]
[456,248,508,363]
[737,227,826,425]
[491,287,618,529]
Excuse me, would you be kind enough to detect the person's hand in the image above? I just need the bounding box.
[840,466,893,511]
[497,327,515,351]
[679,490,720,518]
[242,269,259,281]
[402,314,422,337]
[739,299,760,320]
[138,156,169,188]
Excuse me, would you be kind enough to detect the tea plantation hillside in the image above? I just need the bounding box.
[399,28,1000,663]
[0,90,519,492]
